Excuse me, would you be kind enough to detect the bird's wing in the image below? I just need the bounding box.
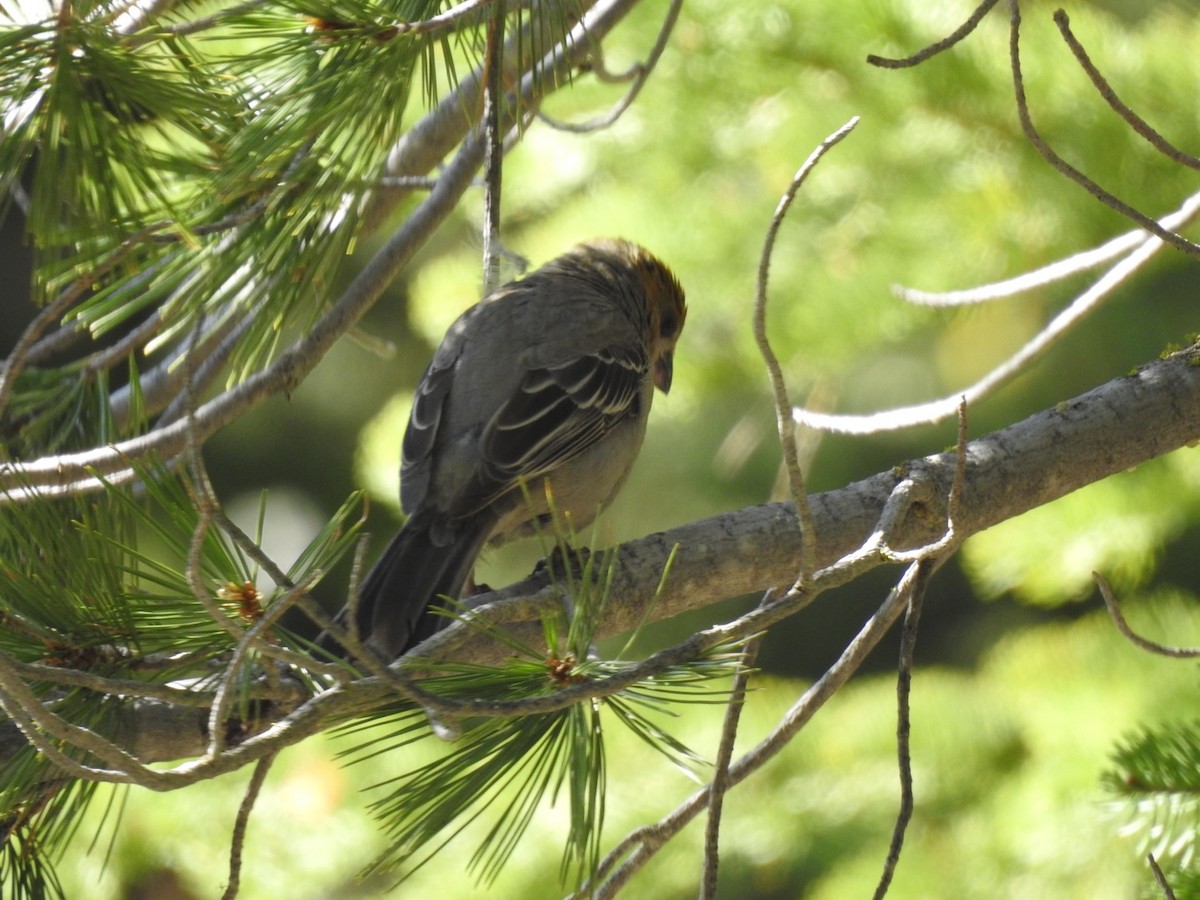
[451,342,648,516]
[399,360,456,515]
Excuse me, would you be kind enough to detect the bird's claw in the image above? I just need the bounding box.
[535,544,593,581]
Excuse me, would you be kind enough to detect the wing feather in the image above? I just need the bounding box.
[450,343,647,516]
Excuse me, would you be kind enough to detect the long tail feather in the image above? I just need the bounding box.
[319,517,492,661]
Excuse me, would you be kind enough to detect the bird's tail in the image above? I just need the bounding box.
[318,517,492,662]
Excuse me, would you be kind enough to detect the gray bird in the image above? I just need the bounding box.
[324,238,687,661]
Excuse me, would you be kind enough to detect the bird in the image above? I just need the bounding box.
[324,238,687,662]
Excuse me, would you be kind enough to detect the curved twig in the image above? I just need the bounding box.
[895,189,1200,306]
[754,117,859,586]
[537,0,682,134]
[1007,0,1200,259]
[867,0,1001,69]
[222,754,275,900]
[872,557,933,899]
[794,192,1200,434]
[700,597,767,900]
[1094,572,1200,659]
[1053,9,1200,172]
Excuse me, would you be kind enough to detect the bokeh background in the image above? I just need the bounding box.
[3,0,1200,896]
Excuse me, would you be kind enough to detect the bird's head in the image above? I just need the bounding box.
[625,244,687,395]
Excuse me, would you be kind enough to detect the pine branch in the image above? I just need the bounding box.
[0,0,652,500]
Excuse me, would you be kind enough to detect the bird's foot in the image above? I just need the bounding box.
[461,572,493,597]
[534,544,594,582]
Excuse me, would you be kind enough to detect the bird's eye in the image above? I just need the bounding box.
[659,312,678,339]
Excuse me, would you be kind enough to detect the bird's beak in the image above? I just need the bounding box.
[653,353,674,394]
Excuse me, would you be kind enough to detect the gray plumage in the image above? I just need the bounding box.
[322,239,686,661]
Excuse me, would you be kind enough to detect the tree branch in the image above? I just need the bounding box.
[360,0,639,231]
[4,346,1199,771]
[0,0,651,501]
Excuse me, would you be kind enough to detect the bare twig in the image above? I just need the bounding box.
[879,398,968,562]
[794,192,1200,434]
[580,44,637,84]
[0,295,81,428]
[867,0,1001,68]
[310,532,409,682]
[1094,572,1200,659]
[783,397,963,609]
[587,562,927,898]
[343,533,373,650]
[0,650,166,784]
[180,310,255,655]
[755,116,859,587]
[154,310,257,428]
[873,557,933,899]
[896,191,1200,306]
[700,596,768,900]
[580,822,672,900]
[178,451,326,697]
[537,0,681,134]
[79,308,166,378]
[1007,0,1200,259]
[1053,10,1200,172]
[184,501,248,643]
[176,376,350,729]
[481,0,508,295]
[6,658,218,707]
[1148,853,1178,900]
[204,573,320,758]
[222,754,275,900]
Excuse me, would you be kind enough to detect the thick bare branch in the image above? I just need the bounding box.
[4,346,1199,771]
